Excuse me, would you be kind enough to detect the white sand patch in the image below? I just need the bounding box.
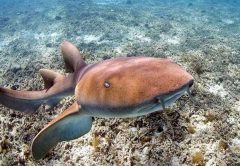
[20,30,45,40]
[208,84,228,98]
[69,133,94,163]
[136,34,151,42]
[231,138,240,146]
[0,39,11,50]
[171,156,181,166]
[140,146,150,163]
[70,143,92,161]
[227,116,237,125]
[230,138,240,156]
[34,33,46,40]
[20,30,34,39]
[128,28,151,42]
[142,36,151,42]
[19,29,60,41]
[114,46,123,54]
[159,34,181,45]
[167,37,181,44]
[234,100,240,112]
[0,42,4,50]
[205,142,219,166]
[34,7,44,13]
[93,0,123,5]
[50,32,59,37]
[195,122,211,133]
[77,35,111,45]
[47,134,92,165]
[206,141,218,154]
[167,37,180,44]
[221,19,234,25]
[206,158,216,166]
[97,39,111,44]
[191,115,207,131]
[190,114,215,136]
[129,127,138,133]
[0,37,22,51]
[83,35,101,43]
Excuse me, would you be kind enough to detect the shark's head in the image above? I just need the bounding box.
[74,57,194,117]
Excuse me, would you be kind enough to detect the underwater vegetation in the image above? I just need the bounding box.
[0,0,239,165]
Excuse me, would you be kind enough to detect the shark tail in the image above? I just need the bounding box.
[0,69,75,112]
[0,41,88,112]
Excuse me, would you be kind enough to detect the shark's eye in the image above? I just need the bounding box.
[104,81,111,88]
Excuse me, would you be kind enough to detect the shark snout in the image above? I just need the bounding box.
[186,79,194,102]
[156,79,194,110]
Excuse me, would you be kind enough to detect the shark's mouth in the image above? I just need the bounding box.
[135,79,194,116]
[158,80,193,109]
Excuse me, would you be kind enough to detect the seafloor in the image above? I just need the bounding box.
[0,0,239,165]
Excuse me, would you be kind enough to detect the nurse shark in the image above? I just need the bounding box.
[0,41,194,160]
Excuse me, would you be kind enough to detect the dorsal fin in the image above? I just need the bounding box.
[61,41,86,73]
[39,69,63,89]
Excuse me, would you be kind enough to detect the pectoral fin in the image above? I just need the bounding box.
[31,102,92,160]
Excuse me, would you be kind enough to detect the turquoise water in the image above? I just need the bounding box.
[0,0,239,57]
[0,0,239,165]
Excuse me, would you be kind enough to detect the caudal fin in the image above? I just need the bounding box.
[31,102,92,160]
[0,87,46,112]
[0,69,75,112]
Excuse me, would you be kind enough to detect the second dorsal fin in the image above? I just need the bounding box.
[39,69,63,89]
[61,41,86,73]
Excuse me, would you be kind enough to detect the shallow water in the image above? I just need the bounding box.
[0,0,239,165]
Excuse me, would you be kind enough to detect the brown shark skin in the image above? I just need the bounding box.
[0,73,75,112]
[75,57,193,108]
[61,41,86,73]
[0,41,194,160]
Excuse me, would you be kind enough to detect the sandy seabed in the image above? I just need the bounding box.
[0,0,239,165]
